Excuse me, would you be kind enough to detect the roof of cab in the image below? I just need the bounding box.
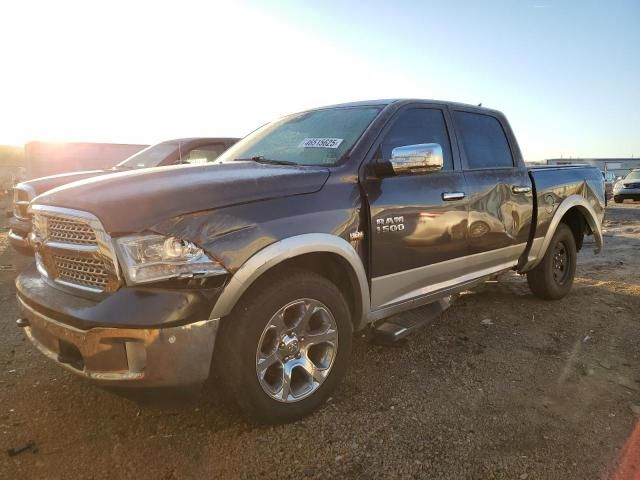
[314,98,504,116]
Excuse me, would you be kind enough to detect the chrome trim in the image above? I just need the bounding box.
[18,296,218,385]
[512,185,532,194]
[29,205,122,293]
[45,241,98,253]
[390,143,444,174]
[13,183,36,220]
[519,194,604,272]
[370,243,526,309]
[442,191,466,201]
[209,234,371,330]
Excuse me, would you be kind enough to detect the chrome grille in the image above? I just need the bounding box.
[54,255,109,289]
[31,206,120,294]
[45,215,97,245]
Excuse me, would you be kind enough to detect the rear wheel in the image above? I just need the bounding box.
[527,223,577,300]
[216,270,352,423]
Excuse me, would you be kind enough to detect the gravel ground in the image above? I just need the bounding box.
[1,202,639,479]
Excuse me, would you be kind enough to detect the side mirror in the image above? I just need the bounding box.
[389,143,443,175]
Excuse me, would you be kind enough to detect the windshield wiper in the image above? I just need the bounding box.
[234,156,299,166]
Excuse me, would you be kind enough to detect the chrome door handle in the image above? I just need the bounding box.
[442,192,466,201]
[512,185,531,194]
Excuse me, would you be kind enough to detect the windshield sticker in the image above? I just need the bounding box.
[298,138,344,149]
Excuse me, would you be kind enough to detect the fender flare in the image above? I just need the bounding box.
[209,233,370,329]
[521,194,603,272]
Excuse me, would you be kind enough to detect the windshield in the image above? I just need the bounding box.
[117,143,178,169]
[216,106,382,166]
[624,170,640,180]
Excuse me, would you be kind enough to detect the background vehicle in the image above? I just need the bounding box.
[8,137,238,254]
[613,169,640,203]
[602,170,618,200]
[15,100,604,422]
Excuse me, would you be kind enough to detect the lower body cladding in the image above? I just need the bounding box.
[15,267,223,388]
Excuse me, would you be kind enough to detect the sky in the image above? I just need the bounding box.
[0,0,638,161]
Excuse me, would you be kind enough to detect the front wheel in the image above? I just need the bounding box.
[527,223,577,300]
[216,270,352,423]
[613,196,623,203]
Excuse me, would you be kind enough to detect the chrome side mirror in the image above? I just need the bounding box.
[390,143,443,174]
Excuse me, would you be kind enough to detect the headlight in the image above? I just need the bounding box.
[613,182,623,192]
[115,234,227,285]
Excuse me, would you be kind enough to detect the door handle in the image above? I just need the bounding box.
[512,185,532,194]
[442,192,466,201]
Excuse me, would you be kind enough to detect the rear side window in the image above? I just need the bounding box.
[378,108,453,170]
[454,111,513,169]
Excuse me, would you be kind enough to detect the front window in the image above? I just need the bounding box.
[624,170,640,180]
[216,106,382,166]
[117,143,178,169]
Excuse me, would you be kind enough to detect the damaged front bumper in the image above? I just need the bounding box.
[18,297,218,386]
[16,267,222,388]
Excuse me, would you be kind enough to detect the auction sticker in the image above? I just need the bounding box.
[298,138,344,148]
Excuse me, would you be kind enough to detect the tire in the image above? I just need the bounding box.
[613,196,623,204]
[527,223,577,300]
[215,269,352,423]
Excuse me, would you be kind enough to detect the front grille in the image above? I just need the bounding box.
[626,183,640,189]
[54,255,109,290]
[45,215,97,245]
[32,208,119,294]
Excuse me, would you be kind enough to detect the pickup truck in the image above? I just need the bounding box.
[15,100,604,423]
[9,137,238,254]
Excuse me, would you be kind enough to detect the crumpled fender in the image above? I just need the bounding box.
[148,182,364,275]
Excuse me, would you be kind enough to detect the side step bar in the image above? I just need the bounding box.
[372,295,456,345]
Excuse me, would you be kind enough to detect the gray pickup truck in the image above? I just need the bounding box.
[15,100,604,422]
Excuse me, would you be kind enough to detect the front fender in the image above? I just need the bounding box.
[208,233,371,329]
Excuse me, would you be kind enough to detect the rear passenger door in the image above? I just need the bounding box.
[451,108,533,268]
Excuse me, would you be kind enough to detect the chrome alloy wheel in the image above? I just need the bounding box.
[256,298,338,403]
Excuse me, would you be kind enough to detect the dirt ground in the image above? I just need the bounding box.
[0,202,638,480]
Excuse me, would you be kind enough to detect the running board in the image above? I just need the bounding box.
[372,295,456,345]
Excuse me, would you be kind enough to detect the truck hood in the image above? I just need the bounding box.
[33,162,330,233]
[20,169,115,196]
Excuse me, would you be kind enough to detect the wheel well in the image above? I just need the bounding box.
[560,207,588,251]
[229,252,363,329]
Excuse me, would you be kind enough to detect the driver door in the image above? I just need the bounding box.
[362,106,469,310]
